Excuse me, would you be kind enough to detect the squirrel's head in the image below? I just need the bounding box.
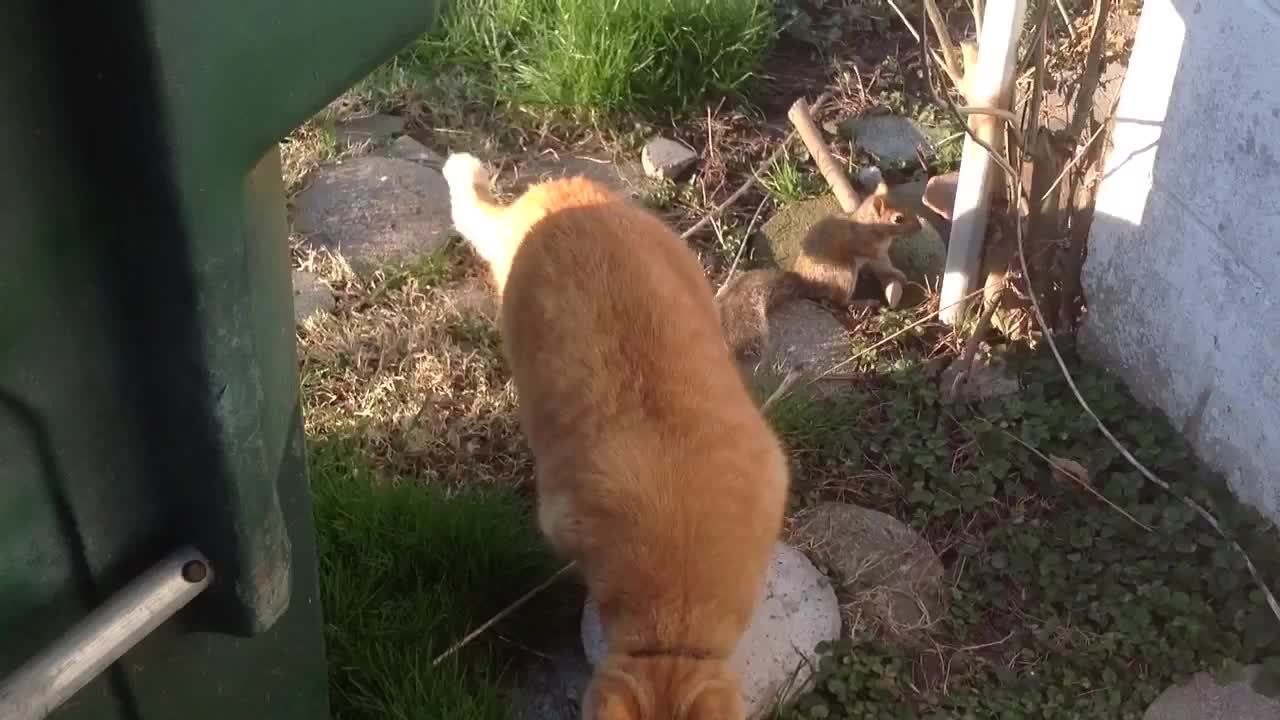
[857,179,922,235]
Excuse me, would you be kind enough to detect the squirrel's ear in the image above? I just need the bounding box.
[871,195,887,213]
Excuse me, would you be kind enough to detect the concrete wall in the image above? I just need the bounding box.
[1081,0,1280,524]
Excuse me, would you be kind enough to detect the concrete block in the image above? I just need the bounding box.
[1082,0,1280,524]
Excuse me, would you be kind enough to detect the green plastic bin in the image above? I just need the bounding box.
[0,1,439,717]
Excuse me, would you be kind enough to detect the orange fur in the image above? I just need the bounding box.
[443,153,790,720]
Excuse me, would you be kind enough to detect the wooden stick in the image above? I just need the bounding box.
[786,97,860,212]
[681,93,832,241]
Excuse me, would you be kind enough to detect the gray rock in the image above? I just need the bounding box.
[292,156,452,271]
[792,503,947,636]
[1144,665,1280,720]
[757,195,830,270]
[581,542,841,719]
[940,347,1021,404]
[292,270,335,324]
[754,300,850,397]
[641,137,698,180]
[842,115,930,165]
[334,113,406,148]
[855,165,884,189]
[510,641,594,720]
[885,210,947,306]
[509,155,647,198]
[383,135,442,166]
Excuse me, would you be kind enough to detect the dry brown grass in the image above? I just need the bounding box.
[280,120,341,195]
[787,506,946,644]
[292,240,533,489]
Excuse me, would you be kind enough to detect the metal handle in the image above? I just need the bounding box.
[0,546,213,720]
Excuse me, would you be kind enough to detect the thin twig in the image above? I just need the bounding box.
[884,0,923,43]
[923,0,963,81]
[952,289,1004,392]
[1068,0,1114,139]
[976,415,1153,532]
[716,197,770,298]
[1025,0,1050,176]
[1037,93,1119,204]
[1055,0,1076,40]
[930,49,968,94]
[793,286,988,396]
[955,629,1016,654]
[681,93,831,240]
[954,106,1026,150]
[761,365,811,415]
[954,105,1021,126]
[432,561,576,667]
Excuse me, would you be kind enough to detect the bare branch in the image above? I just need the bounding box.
[923,0,963,82]
[787,97,861,212]
[1069,0,1114,139]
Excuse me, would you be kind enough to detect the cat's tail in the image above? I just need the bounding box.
[442,153,520,293]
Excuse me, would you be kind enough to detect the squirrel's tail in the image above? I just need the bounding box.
[714,269,810,364]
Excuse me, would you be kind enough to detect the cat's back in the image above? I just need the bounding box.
[499,177,737,413]
[506,176,714,317]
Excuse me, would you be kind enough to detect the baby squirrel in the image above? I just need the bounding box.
[716,179,921,366]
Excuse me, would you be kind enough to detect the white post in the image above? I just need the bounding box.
[938,0,1028,325]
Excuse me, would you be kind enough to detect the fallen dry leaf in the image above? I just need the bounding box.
[1049,455,1091,487]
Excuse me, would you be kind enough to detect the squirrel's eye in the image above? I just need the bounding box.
[891,214,906,224]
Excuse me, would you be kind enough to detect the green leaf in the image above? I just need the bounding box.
[1264,657,1280,674]
[1213,658,1246,684]
[807,702,831,719]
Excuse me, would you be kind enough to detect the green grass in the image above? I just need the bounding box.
[311,438,568,720]
[405,0,776,117]
[760,152,826,203]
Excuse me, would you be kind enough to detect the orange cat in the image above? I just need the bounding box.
[443,153,790,720]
